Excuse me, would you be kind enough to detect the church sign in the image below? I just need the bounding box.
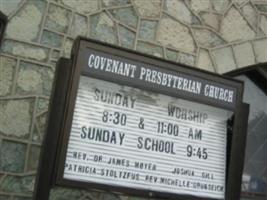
[34,38,249,200]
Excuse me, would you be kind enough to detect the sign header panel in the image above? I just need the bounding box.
[63,76,233,199]
[78,48,238,110]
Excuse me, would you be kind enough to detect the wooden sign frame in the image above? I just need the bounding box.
[34,37,249,200]
[225,63,267,198]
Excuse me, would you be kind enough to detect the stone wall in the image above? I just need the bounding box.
[0,0,266,200]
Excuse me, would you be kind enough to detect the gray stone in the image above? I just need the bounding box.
[179,52,195,66]
[211,46,237,74]
[258,28,267,37]
[157,16,196,53]
[253,38,267,63]
[62,0,99,14]
[190,0,210,13]
[86,191,102,199]
[0,99,33,138]
[220,6,256,42]
[2,40,49,62]
[45,4,71,33]
[110,7,138,28]
[0,56,16,96]
[100,193,120,200]
[16,61,54,96]
[200,12,220,31]
[255,4,267,12]
[36,113,48,137]
[241,3,258,30]
[197,49,215,72]
[233,42,255,67]
[5,1,46,42]
[136,41,163,58]
[1,0,23,16]
[164,0,195,24]
[192,28,225,48]
[166,48,179,62]
[49,187,84,199]
[0,175,34,193]
[192,15,202,25]
[27,145,40,171]
[13,197,32,200]
[119,195,129,200]
[128,197,147,200]
[0,140,26,173]
[233,0,248,5]
[212,0,230,13]
[90,12,117,45]
[32,124,41,142]
[103,0,130,7]
[63,38,74,58]
[139,20,157,41]
[37,98,49,115]
[52,50,60,60]
[0,195,11,200]
[17,69,41,93]
[260,15,267,35]
[118,26,135,49]
[41,30,64,48]
[70,14,87,38]
[133,0,161,18]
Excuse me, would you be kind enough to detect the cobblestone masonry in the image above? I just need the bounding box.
[0,0,266,199]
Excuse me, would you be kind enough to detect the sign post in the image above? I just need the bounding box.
[34,37,249,200]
